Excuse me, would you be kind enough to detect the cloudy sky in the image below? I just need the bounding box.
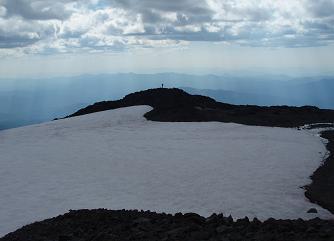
[1,0,334,77]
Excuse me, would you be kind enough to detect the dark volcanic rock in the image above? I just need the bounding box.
[2,209,334,241]
[66,88,334,128]
[307,208,318,214]
[305,130,334,214]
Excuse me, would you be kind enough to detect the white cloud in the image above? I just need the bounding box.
[0,0,333,55]
[0,5,6,17]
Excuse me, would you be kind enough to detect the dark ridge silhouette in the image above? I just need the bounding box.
[2,209,334,241]
[66,88,334,128]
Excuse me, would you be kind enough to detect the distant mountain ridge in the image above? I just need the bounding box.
[181,87,302,106]
[182,77,334,108]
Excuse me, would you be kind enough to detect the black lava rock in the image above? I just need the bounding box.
[307,208,318,214]
[305,131,334,214]
[65,88,334,128]
[2,209,334,241]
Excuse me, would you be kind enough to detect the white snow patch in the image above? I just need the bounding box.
[0,105,333,236]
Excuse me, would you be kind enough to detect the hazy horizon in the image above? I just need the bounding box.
[2,70,334,81]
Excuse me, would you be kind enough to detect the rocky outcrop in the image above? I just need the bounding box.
[66,88,334,128]
[305,130,334,214]
[2,209,334,241]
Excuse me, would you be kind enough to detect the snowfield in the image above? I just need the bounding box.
[0,105,333,236]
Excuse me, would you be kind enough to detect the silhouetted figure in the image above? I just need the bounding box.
[161,83,164,88]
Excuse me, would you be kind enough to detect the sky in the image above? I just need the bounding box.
[0,0,334,77]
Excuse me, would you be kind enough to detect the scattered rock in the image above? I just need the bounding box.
[58,235,73,241]
[307,208,318,213]
[189,230,212,240]
[133,217,151,224]
[183,213,206,225]
[216,225,230,234]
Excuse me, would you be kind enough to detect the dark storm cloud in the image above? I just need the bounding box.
[307,0,334,18]
[2,0,71,20]
[110,0,211,15]
[109,0,214,24]
[0,34,39,48]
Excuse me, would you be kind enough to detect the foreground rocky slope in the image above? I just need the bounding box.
[2,209,334,241]
[67,88,334,127]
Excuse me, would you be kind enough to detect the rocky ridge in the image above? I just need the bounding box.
[66,88,334,128]
[2,209,334,241]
